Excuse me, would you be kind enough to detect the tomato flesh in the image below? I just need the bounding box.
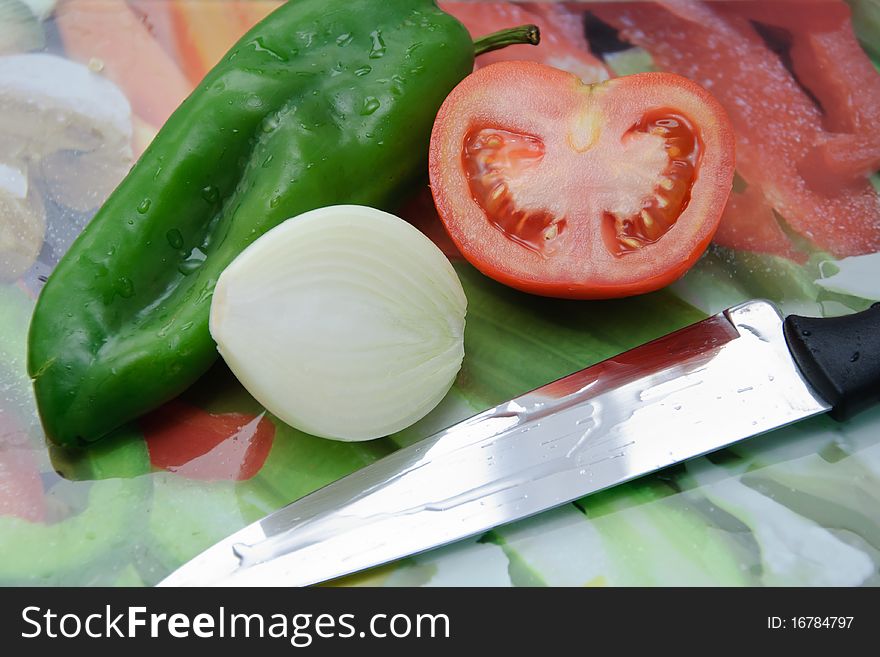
[463,110,702,258]
[430,61,735,299]
[464,128,556,252]
[400,1,611,258]
[613,110,699,252]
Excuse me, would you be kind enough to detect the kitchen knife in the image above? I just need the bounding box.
[159,300,880,587]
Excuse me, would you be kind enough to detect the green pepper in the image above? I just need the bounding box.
[27,0,538,446]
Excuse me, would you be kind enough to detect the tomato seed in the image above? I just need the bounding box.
[463,127,560,253]
[611,110,701,253]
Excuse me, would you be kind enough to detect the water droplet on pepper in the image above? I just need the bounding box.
[201,185,219,204]
[369,30,386,58]
[250,37,288,61]
[117,277,134,298]
[166,229,184,250]
[178,247,207,276]
[360,97,380,115]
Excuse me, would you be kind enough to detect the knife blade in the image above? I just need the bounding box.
[159,299,880,586]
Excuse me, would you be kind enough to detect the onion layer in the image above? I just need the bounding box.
[210,204,467,441]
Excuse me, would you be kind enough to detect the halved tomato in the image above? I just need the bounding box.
[429,62,735,299]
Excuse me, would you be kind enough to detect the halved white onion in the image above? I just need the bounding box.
[210,204,467,442]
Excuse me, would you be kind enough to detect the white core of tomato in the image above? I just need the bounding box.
[210,205,468,442]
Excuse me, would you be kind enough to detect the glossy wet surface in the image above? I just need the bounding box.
[1,0,879,587]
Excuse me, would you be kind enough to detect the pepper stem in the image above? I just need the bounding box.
[473,24,540,57]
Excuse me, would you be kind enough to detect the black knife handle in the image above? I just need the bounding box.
[783,303,880,421]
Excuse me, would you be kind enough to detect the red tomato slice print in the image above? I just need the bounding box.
[142,399,274,481]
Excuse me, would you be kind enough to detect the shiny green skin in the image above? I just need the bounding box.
[28,0,473,446]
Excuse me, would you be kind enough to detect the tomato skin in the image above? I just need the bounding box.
[429,61,735,299]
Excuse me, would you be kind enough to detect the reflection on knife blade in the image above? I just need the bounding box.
[161,299,880,586]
